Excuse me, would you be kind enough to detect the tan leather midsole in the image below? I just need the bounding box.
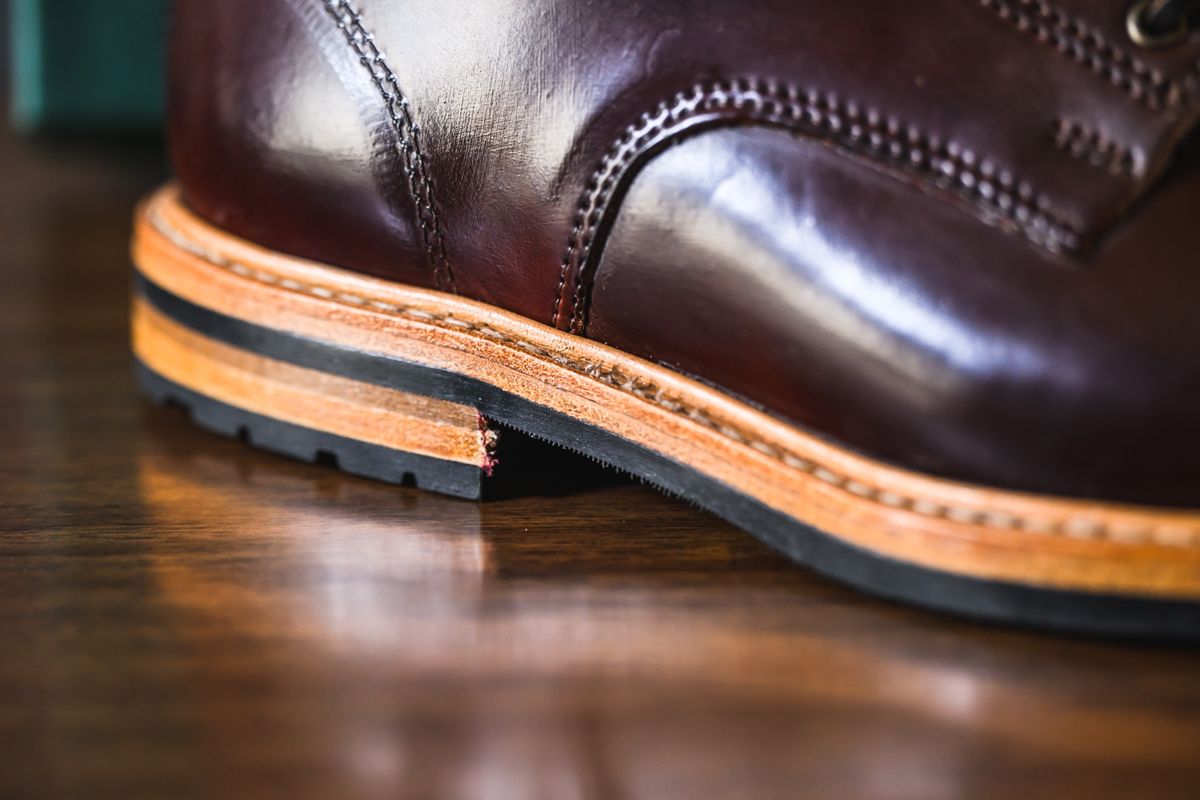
[132,185,1200,598]
[134,296,490,467]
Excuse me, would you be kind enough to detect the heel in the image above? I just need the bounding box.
[132,295,497,499]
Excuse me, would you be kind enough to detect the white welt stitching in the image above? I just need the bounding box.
[146,208,1200,549]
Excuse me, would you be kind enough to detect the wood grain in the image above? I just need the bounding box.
[3,131,1200,800]
[135,186,1200,599]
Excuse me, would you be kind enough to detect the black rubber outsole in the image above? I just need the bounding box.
[135,273,1200,643]
[137,364,488,499]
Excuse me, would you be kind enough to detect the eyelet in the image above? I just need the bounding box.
[1127,0,1191,49]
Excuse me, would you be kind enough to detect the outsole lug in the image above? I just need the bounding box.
[136,364,486,500]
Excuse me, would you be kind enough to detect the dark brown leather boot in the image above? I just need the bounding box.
[132,0,1200,639]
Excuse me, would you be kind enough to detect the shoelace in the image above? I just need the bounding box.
[1130,0,1200,46]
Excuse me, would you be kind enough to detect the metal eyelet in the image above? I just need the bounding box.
[1128,0,1192,48]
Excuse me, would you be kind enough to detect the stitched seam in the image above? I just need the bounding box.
[148,208,1200,549]
[554,78,1083,332]
[322,0,457,292]
[1051,117,1140,177]
[978,0,1192,111]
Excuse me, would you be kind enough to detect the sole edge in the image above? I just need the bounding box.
[133,275,1200,643]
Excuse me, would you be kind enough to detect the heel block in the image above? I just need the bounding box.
[132,295,495,500]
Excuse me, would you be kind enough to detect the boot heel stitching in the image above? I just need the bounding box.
[978,0,1198,111]
[1051,117,1141,177]
[322,0,457,293]
[554,78,1083,335]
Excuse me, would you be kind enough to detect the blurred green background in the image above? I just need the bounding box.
[7,0,168,133]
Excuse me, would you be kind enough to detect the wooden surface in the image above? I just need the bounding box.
[3,130,1200,800]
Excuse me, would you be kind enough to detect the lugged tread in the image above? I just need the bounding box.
[137,363,485,499]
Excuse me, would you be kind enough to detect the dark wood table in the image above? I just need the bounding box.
[2,128,1199,800]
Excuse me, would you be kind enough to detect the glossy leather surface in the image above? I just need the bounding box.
[169,0,1200,504]
[590,128,1200,505]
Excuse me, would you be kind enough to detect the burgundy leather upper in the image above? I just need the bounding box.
[169,0,1200,505]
